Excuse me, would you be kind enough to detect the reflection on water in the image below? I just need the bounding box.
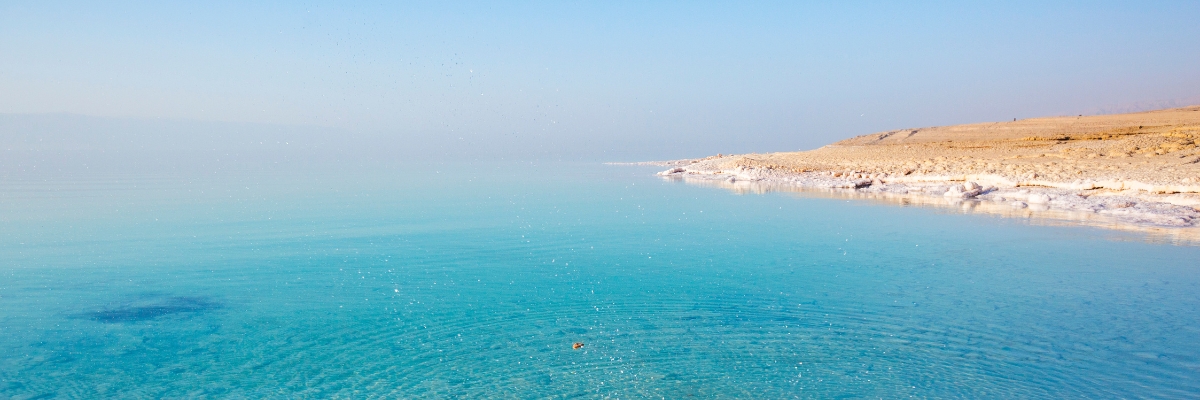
[666,174,1200,245]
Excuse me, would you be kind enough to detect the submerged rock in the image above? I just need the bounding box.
[84,296,221,323]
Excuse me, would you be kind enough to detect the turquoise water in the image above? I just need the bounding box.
[2,162,1199,398]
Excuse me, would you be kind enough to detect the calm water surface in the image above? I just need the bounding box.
[2,162,1198,398]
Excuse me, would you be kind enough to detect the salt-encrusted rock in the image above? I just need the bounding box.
[1012,201,1028,208]
[832,180,866,189]
[1072,180,1097,190]
[1027,194,1051,204]
[657,167,685,175]
[945,186,982,199]
[963,181,981,191]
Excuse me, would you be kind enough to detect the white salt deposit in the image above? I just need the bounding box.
[652,163,1200,230]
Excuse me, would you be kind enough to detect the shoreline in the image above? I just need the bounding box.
[630,106,1200,242]
[650,160,1200,243]
[665,170,1200,245]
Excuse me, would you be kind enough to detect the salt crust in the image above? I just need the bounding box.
[627,160,1200,244]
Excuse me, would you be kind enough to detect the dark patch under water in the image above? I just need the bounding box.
[86,296,221,323]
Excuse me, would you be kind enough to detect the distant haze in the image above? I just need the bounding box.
[2,2,1199,162]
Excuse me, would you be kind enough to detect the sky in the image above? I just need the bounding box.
[2,1,1199,161]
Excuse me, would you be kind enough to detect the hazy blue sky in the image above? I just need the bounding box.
[2,1,1199,160]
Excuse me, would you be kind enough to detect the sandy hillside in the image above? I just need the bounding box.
[681,105,1200,192]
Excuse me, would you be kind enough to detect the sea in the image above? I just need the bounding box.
[2,160,1198,398]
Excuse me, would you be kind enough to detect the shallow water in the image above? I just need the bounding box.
[2,162,1199,398]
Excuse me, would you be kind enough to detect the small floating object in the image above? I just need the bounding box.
[572,342,584,350]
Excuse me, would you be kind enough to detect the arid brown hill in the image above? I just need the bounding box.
[688,106,1200,191]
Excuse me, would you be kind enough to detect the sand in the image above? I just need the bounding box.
[640,105,1200,242]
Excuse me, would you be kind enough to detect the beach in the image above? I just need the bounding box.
[645,106,1200,238]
